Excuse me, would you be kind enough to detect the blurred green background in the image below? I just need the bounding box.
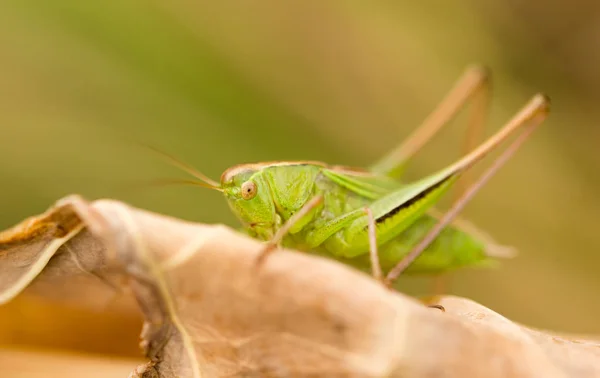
[1,0,599,342]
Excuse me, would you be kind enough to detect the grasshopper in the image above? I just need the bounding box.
[149,66,550,287]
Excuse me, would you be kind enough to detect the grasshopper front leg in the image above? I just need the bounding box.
[255,195,324,266]
[254,195,388,284]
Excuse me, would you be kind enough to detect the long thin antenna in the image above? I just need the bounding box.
[142,144,221,188]
[142,178,223,192]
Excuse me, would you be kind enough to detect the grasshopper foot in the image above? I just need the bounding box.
[380,277,393,290]
[427,304,446,312]
[254,241,279,269]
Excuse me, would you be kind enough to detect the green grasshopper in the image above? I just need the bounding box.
[149,66,550,287]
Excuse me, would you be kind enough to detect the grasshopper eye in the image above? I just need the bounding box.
[241,181,257,200]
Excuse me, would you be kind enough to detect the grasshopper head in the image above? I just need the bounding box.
[219,165,277,240]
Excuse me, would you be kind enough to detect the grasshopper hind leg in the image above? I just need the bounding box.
[370,65,492,294]
[434,65,491,295]
[370,65,491,177]
[384,94,550,286]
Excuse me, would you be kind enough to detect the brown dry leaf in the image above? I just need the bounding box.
[0,196,142,355]
[1,196,599,378]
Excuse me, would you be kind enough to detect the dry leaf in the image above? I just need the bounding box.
[0,196,143,355]
[0,195,599,377]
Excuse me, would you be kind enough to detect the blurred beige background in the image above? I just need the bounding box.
[1,0,599,357]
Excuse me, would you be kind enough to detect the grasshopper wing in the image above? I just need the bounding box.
[320,166,513,272]
[321,167,400,200]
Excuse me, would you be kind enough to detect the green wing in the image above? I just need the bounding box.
[321,167,400,199]
[333,170,458,257]
[318,166,514,271]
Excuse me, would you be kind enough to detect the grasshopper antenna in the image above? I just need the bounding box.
[139,178,223,192]
[115,178,224,198]
[140,144,221,188]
